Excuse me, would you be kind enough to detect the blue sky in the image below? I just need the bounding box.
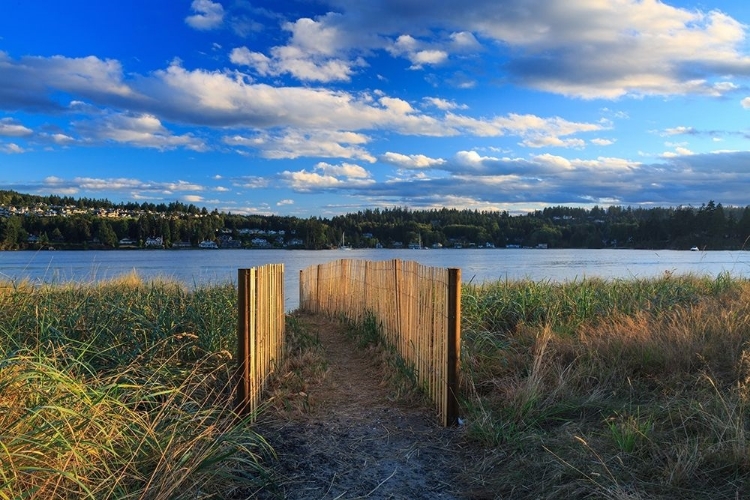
[1,0,750,216]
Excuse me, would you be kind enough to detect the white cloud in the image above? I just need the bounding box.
[325,1,750,98]
[423,97,468,111]
[314,161,371,179]
[381,152,447,169]
[663,126,698,136]
[0,53,133,111]
[41,176,205,195]
[282,170,342,191]
[185,0,224,30]
[225,129,375,162]
[445,112,602,146]
[387,35,449,69]
[0,54,603,145]
[0,118,32,137]
[74,112,207,151]
[230,47,272,75]
[231,176,269,189]
[46,133,76,145]
[0,142,25,154]
[591,138,615,146]
[276,199,294,206]
[742,97,750,109]
[662,147,695,158]
[521,137,585,149]
[281,160,375,192]
[230,16,363,82]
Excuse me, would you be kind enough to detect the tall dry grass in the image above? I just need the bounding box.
[0,274,273,499]
[461,272,750,499]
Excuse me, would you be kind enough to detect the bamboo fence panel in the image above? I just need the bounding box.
[236,263,285,420]
[299,259,460,426]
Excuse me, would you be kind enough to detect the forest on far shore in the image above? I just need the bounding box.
[0,190,747,251]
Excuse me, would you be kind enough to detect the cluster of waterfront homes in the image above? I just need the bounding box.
[116,229,305,250]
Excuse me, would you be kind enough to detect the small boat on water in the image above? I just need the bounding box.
[339,232,351,250]
[690,246,699,251]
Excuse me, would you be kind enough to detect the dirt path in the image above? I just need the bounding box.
[254,313,474,499]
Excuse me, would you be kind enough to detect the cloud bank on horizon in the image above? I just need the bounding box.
[1,0,749,216]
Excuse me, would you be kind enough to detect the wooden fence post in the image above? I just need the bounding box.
[299,269,303,311]
[446,268,461,426]
[236,268,251,415]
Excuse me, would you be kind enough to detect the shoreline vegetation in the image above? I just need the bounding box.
[3,190,750,251]
[2,271,750,498]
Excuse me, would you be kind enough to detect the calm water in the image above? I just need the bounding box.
[1,248,749,310]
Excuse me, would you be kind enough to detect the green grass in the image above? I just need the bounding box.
[460,272,750,499]
[0,273,274,499]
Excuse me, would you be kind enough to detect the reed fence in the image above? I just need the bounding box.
[299,259,461,426]
[236,263,285,419]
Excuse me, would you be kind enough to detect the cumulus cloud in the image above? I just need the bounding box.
[230,16,365,82]
[40,176,206,196]
[742,97,750,109]
[312,149,750,210]
[281,170,342,191]
[387,35,448,69]
[314,161,371,179]
[0,52,133,111]
[185,0,224,30]
[225,129,375,161]
[324,0,750,99]
[0,118,32,137]
[662,147,695,158]
[381,152,447,169]
[0,54,601,147]
[281,161,374,192]
[422,97,468,111]
[0,142,25,154]
[74,112,207,151]
[591,138,615,146]
[231,176,269,189]
[663,126,699,136]
[445,112,602,146]
[43,133,76,145]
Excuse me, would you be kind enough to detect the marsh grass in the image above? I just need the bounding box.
[461,272,750,499]
[0,274,273,499]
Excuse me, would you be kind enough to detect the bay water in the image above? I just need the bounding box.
[1,248,748,310]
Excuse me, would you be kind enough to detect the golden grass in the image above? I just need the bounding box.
[461,273,750,499]
[0,276,274,499]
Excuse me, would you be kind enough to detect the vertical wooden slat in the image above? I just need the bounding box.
[236,269,250,414]
[249,268,258,414]
[446,267,461,427]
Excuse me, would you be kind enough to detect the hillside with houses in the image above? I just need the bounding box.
[1,191,750,251]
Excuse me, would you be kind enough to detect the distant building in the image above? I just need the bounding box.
[199,240,218,249]
[145,237,163,248]
[251,237,271,248]
[219,235,242,248]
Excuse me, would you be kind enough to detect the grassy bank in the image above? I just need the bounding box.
[461,271,750,499]
[0,273,272,499]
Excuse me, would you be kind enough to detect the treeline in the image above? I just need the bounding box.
[1,189,748,250]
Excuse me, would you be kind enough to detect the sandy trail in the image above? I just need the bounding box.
[254,313,472,500]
